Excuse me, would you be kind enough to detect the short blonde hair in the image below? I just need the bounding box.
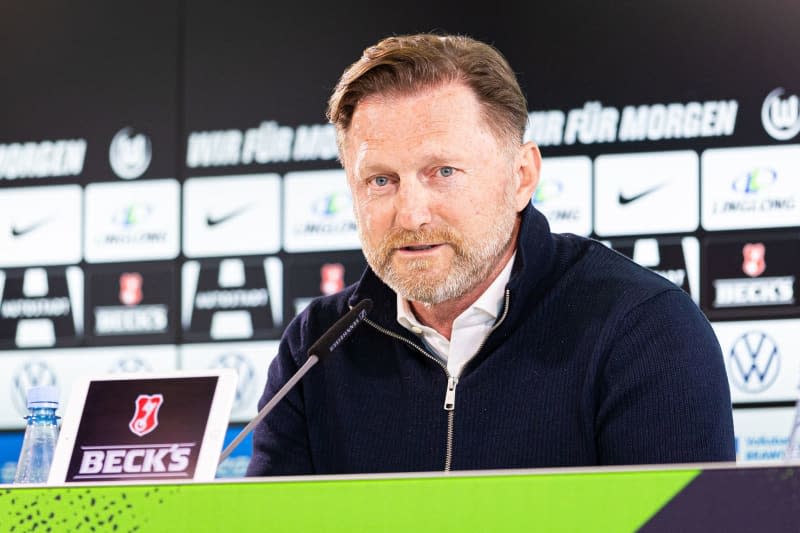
[327,33,528,150]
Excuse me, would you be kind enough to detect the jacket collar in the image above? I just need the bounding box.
[348,204,556,339]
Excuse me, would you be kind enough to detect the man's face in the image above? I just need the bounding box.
[342,82,534,304]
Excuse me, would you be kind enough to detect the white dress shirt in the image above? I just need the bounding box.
[396,253,515,378]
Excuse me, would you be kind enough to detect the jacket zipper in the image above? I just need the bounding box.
[362,289,511,472]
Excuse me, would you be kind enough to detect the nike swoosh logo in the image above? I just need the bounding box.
[205,204,253,227]
[10,218,51,238]
[617,183,666,206]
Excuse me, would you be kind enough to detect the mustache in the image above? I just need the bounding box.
[379,226,463,251]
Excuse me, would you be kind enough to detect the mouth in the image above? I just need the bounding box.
[396,243,444,253]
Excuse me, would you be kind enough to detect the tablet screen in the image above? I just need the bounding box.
[49,369,237,484]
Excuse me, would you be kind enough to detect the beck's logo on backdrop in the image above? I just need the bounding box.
[321,263,345,296]
[703,234,799,319]
[120,273,143,305]
[283,252,367,319]
[86,265,175,344]
[742,244,766,278]
[129,394,163,437]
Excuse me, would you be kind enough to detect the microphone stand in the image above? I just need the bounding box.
[217,298,372,465]
[218,355,319,463]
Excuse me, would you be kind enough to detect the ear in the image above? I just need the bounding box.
[512,141,541,212]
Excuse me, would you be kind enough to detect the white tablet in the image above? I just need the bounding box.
[48,368,238,484]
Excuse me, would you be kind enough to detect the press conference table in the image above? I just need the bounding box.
[1,461,797,532]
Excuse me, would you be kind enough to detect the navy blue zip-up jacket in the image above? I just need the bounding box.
[247,205,735,476]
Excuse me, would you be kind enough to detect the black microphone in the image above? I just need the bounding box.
[219,299,373,463]
[306,299,373,358]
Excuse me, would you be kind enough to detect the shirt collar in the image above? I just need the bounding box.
[396,251,517,332]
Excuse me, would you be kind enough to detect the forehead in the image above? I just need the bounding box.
[356,82,481,121]
[343,82,502,163]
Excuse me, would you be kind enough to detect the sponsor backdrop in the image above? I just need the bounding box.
[1,1,799,479]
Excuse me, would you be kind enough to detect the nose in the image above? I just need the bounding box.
[394,176,432,230]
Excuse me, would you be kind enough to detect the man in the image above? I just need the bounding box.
[247,33,735,476]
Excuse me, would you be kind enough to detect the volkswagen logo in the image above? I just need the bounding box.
[11,360,58,417]
[109,356,152,374]
[728,331,780,394]
[211,353,256,410]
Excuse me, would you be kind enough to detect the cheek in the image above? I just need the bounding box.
[353,196,388,235]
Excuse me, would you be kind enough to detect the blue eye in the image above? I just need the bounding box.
[373,176,389,186]
[439,166,455,177]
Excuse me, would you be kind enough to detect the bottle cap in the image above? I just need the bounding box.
[27,385,59,408]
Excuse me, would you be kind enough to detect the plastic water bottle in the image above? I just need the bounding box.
[14,386,60,484]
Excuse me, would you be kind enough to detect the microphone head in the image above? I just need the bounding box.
[307,299,373,359]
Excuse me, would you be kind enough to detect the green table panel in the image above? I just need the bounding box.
[0,468,698,532]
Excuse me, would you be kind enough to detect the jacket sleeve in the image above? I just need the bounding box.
[246,316,315,476]
[595,289,736,465]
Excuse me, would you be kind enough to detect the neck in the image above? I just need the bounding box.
[409,222,518,340]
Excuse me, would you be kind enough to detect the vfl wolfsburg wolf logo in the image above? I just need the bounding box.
[129,394,164,437]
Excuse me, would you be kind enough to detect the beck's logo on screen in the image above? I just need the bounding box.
[129,394,163,437]
[703,234,800,319]
[67,377,217,482]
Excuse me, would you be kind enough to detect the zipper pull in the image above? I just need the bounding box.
[443,376,458,411]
